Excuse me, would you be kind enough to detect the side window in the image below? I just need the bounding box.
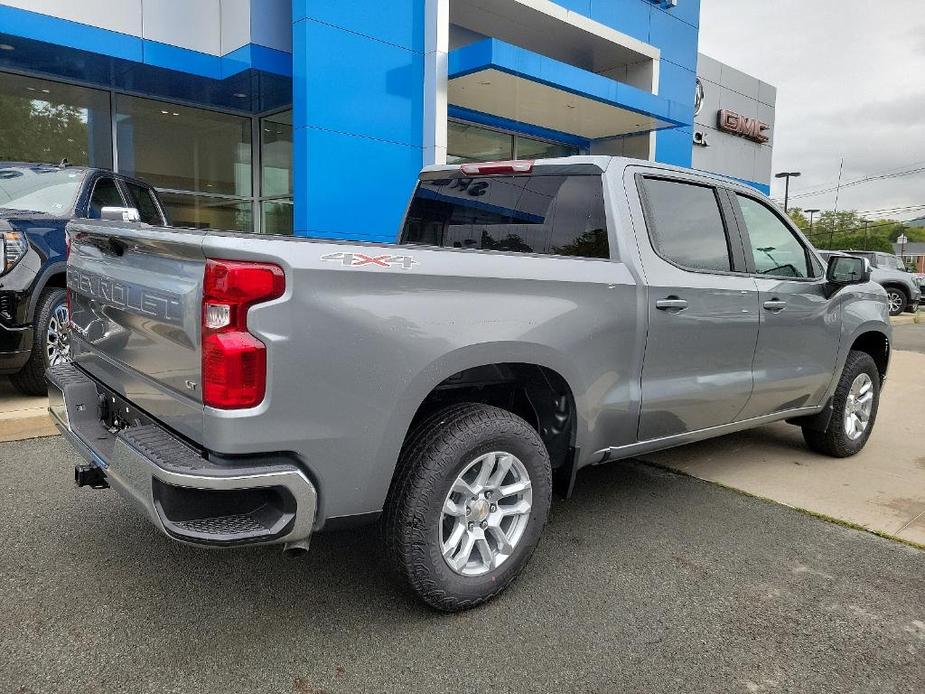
[641,178,732,272]
[736,195,812,279]
[124,181,165,226]
[86,177,124,219]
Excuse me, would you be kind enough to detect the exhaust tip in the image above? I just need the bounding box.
[282,539,310,558]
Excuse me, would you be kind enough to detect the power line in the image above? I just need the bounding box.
[775,159,925,201]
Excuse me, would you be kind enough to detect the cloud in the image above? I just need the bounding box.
[699,0,925,219]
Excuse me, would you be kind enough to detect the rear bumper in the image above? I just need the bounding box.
[47,363,318,548]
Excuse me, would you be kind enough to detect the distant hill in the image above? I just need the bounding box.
[906,217,925,228]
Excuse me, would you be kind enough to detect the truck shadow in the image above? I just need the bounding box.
[78,459,685,624]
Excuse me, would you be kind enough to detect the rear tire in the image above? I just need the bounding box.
[10,287,69,396]
[382,403,552,611]
[802,351,880,458]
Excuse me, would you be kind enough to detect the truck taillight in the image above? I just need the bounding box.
[202,259,285,409]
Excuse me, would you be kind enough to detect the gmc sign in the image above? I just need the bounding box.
[718,109,770,144]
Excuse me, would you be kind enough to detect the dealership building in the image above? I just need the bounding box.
[0,0,776,239]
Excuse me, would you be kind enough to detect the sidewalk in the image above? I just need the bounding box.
[0,381,56,442]
[638,349,925,547]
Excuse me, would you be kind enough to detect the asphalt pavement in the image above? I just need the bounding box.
[2,436,923,694]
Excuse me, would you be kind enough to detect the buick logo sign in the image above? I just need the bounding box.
[694,78,705,116]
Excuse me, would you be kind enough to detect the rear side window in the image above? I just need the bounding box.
[401,175,609,259]
[87,178,124,219]
[124,181,165,226]
[641,178,731,272]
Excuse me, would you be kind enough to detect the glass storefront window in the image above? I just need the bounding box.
[261,110,292,198]
[115,95,252,197]
[262,199,293,236]
[158,192,253,232]
[0,72,112,167]
[516,135,578,160]
[447,120,578,164]
[447,121,513,164]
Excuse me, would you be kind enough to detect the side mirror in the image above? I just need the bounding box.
[826,255,871,286]
[100,206,141,223]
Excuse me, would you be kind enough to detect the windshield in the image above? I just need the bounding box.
[0,165,85,215]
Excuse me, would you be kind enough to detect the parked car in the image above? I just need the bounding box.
[0,162,168,394]
[50,157,890,611]
[820,250,921,316]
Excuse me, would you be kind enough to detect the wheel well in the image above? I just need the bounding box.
[43,272,67,290]
[881,283,908,298]
[409,363,578,473]
[850,331,890,381]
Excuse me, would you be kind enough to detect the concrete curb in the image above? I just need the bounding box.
[0,406,57,442]
[0,382,57,443]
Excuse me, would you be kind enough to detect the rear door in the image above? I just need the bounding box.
[630,173,759,441]
[731,193,840,418]
[67,222,206,441]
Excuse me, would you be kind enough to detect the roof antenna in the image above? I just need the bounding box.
[58,157,69,168]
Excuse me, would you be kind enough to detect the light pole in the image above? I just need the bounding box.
[805,208,820,238]
[775,171,801,213]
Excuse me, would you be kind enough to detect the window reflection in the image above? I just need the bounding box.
[116,95,252,197]
[0,72,111,167]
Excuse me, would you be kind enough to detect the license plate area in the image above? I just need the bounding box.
[99,387,154,434]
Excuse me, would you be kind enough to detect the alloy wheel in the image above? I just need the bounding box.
[887,291,904,315]
[440,451,533,577]
[843,373,874,441]
[46,302,71,367]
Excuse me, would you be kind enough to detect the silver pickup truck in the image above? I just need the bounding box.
[50,157,891,611]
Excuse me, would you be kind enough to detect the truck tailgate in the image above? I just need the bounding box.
[67,221,206,442]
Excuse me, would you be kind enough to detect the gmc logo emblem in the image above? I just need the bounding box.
[718,109,770,144]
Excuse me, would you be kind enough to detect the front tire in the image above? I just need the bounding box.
[383,403,552,611]
[802,351,880,458]
[886,287,907,316]
[10,287,70,396]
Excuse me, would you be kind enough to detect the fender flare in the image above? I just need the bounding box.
[26,261,67,323]
[370,341,588,506]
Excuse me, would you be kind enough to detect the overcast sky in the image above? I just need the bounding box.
[698,0,925,221]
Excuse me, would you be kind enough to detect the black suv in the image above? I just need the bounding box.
[0,162,168,394]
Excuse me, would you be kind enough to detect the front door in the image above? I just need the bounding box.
[731,193,841,418]
[631,174,760,441]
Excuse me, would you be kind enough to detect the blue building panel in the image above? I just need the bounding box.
[291,0,427,239]
[588,1,653,44]
[292,19,423,147]
[298,129,421,242]
[292,0,425,53]
[647,7,699,69]
[656,125,694,168]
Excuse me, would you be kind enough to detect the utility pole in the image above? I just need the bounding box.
[898,233,909,265]
[775,171,801,213]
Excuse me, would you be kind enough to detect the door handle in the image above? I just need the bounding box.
[655,297,688,312]
[763,299,787,312]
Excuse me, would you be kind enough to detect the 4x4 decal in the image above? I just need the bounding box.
[321,252,417,270]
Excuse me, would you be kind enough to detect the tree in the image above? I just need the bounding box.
[0,95,95,165]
